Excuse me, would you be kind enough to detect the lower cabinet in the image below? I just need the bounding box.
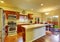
[24,27,46,42]
[33,27,46,40]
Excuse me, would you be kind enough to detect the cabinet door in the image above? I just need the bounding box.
[33,27,46,40]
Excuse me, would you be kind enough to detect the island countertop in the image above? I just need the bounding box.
[21,24,47,42]
[21,24,48,30]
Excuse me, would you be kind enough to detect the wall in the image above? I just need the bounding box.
[0,8,3,31]
[17,10,42,24]
[26,10,42,23]
[43,9,60,28]
[59,14,60,28]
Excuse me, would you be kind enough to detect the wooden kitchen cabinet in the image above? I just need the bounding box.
[28,14,33,19]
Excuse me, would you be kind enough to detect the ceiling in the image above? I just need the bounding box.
[2,0,60,12]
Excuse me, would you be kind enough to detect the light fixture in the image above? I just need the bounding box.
[53,16,59,18]
[41,3,44,6]
[0,1,4,3]
[45,12,49,15]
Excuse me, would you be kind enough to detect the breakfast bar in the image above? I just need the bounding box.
[21,24,47,42]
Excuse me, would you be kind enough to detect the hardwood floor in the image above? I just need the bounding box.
[4,31,60,42]
[33,31,60,42]
[33,36,46,42]
[4,32,23,42]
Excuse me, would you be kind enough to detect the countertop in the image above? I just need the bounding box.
[21,24,48,30]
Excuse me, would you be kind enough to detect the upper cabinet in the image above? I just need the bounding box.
[4,10,33,24]
[4,10,19,19]
[28,14,33,19]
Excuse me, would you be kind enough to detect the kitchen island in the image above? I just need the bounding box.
[21,24,47,42]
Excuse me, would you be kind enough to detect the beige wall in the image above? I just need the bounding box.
[43,9,60,28]
[0,9,3,31]
[58,9,60,28]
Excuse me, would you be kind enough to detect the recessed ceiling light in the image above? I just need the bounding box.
[0,1,4,3]
[45,12,49,15]
[41,3,44,6]
[31,9,33,10]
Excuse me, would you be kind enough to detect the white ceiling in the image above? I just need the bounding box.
[3,0,60,12]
